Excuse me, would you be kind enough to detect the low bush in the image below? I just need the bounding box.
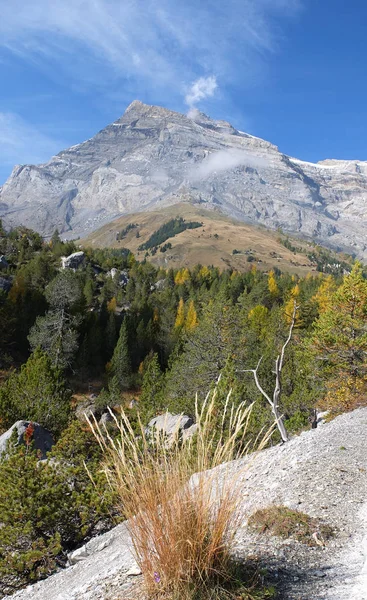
[248,505,333,546]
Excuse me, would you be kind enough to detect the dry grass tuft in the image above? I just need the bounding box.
[88,388,272,599]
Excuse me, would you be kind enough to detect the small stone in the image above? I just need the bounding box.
[126,565,142,576]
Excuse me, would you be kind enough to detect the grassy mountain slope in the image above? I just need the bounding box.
[82,202,317,275]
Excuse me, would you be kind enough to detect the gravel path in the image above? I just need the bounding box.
[3,408,367,600]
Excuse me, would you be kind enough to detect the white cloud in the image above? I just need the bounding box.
[0,0,302,97]
[185,76,218,108]
[0,113,62,167]
[189,149,268,181]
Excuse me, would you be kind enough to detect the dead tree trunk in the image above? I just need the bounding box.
[242,302,298,443]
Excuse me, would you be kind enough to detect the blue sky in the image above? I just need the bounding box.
[0,0,365,184]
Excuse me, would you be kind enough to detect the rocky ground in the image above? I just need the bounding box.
[3,408,367,600]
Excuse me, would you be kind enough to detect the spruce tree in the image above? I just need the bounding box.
[110,320,132,390]
[105,311,117,361]
[139,353,164,421]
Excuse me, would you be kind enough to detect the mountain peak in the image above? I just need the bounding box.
[1,102,367,259]
[124,99,148,113]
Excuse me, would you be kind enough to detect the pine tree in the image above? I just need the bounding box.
[0,443,62,595]
[83,278,95,307]
[110,320,132,390]
[28,271,83,369]
[51,229,61,248]
[0,421,115,595]
[0,349,71,435]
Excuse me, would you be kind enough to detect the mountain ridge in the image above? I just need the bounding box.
[1,100,367,257]
[82,201,319,275]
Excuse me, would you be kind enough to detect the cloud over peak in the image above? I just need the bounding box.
[185,76,218,108]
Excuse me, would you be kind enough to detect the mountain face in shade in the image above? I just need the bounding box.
[1,100,367,257]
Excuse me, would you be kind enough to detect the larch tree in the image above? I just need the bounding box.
[310,263,367,411]
[268,270,279,297]
[174,298,185,330]
[185,300,198,331]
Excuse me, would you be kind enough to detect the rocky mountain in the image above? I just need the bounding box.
[1,100,367,257]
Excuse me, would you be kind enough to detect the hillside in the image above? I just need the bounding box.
[82,202,317,275]
[1,101,367,258]
[5,408,367,600]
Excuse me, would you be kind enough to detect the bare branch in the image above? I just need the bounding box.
[240,304,298,443]
[279,301,299,374]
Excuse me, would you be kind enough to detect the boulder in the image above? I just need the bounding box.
[150,278,167,291]
[0,255,8,269]
[107,269,129,286]
[182,423,199,441]
[61,251,85,270]
[75,400,99,422]
[0,276,11,292]
[317,410,330,426]
[107,267,118,279]
[119,270,129,286]
[0,421,54,460]
[147,413,194,437]
[99,412,114,427]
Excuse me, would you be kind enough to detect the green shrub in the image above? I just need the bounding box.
[0,421,116,595]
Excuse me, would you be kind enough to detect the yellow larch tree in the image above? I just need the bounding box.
[174,268,190,286]
[174,298,185,329]
[312,275,337,313]
[268,270,279,296]
[185,300,198,331]
[107,297,117,313]
[284,284,301,324]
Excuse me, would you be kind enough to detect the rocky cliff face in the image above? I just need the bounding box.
[1,100,367,257]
